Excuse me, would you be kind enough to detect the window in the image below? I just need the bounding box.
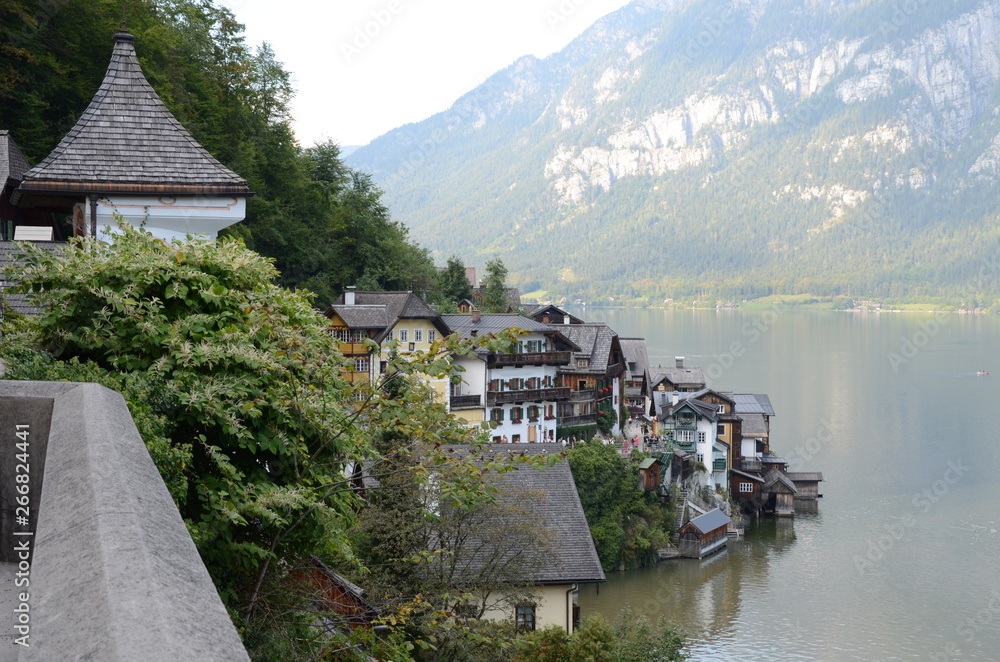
[528,406,539,421]
[698,432,706,444]
[386,329,393,341]
[678,430,693,443]
[428,330,436,342]
[331,328,365,343]
[511,407,523,423]
[696,453,704,464]
[398,329,408,342]
[717,424,726,436]
[512,434,521,443]
[490,408,504,422]
[516,604,536,631]
[414,329,423,342]
[353,358,370,373]
[740,482,754,493]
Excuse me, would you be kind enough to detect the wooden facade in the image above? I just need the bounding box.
[638,457,663,492]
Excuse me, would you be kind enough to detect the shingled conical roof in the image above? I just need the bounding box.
[17,31,250,197]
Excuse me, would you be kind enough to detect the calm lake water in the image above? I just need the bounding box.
[575,307,1000,662]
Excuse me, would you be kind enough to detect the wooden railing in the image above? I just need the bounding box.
[450,394,481,409]
[488,351,572,368]
[557,414,597,427]
[486,387,571,406]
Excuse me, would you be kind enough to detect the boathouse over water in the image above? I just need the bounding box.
[678,508,731,559]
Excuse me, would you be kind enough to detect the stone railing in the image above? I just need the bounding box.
[0,381,249,661]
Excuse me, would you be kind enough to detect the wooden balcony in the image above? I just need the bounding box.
[486,387,571,406]
[487,351,572,368]
[557,414,597,427]
[568,388,596,403]
[740,458,762,472]
[336,342,372,356]
[450,394,482,410]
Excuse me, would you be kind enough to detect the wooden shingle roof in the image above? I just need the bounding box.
[0,131,30,185]
[15,32,250,198]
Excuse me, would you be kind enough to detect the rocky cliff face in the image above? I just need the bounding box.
[348,0,1000,302]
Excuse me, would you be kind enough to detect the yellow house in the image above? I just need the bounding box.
[446,444,605,634]
[325,288,451,402]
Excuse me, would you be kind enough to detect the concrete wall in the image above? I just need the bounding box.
[0,381,248,661]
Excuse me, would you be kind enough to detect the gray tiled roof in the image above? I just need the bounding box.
[740,413,769,436]
[327,291,448,341]
[329,305,388,329]
[763,468,798,494]
[646,365,706,390]
[442,313,553,339]
[686,508,730,534]
[528,304,584,325]
[553,323,617,374]
[0,131,30,184]
[733,393,775,416]
[0,241,65,317]
[619,338,649,381]
[447,444,605,585]
[17,32,250,196]
[659,397,719,422]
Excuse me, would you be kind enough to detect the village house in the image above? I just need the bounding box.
[548,322,625,436]
[446,444,605,633]
[441,312,576,442]
[325,288,452,401]
[654,392,729,490]
[619,337,651,421]
[10,30,252,243]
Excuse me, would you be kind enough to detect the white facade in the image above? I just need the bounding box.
[84,195,247,243]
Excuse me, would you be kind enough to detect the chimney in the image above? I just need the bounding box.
[471,308,480,323]
[675,356,684,369]
[563,315,570,325]
[345,286,356,306]
[672,392,679,406]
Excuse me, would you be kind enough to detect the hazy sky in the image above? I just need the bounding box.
[224,0,633,147]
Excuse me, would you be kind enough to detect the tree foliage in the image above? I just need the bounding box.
[567,441,672,571]
[0,0,436,308]
[482,258,510,313]
[438,255,473,308]
[513,611,688,662]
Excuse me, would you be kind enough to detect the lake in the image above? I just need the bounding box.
[574,307,1000,661]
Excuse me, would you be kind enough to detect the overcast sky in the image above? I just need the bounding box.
[223,0,633,148]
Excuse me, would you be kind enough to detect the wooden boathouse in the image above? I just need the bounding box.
[678,508,731,559]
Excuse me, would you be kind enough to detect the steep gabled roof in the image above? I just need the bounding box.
[528,304,584,325]
[645,364,706,391]
[619,338,649,381]
[16,32,250,199]
[553,323,620,374]
[763,468,798,494]
[448,444,605,585]
[0,131,30,185]
[658,395,719,422]
[326,290,449,341]
[740,413,769,437]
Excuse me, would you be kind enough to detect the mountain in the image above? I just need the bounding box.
[348,0,1000,306]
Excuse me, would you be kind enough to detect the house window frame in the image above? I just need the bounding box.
[353,357,370,373]
[428,329,436,342]
[398,329,408,342]
[515,603,536,631]
[414,329,423,343]
[740,482,754,493]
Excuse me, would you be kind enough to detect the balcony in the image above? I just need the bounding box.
[740,457,762,472]
[557,414,597,427]
[450,394,482,410]
[487,387,571,406]
[675,441,696,453]
[569,388,596,403]
[487,350,572,368]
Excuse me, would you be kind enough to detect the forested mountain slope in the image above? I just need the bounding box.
[349,0,1000,306]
